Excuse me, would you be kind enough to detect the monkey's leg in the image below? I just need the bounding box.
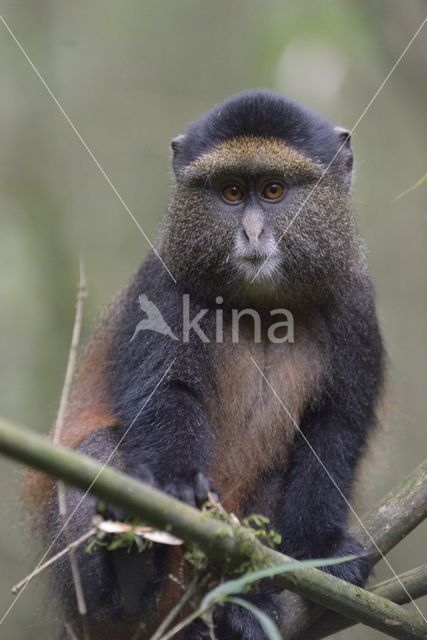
[276,400,374,586]
[276,289,383,587]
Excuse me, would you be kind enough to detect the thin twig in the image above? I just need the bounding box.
[11,528,96,595]
[147,575,205,640]
[52,257,87,446]
[52,259,88,636]
[65,622,80,640]
[156,604,213,640]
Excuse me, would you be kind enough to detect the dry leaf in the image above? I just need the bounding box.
[95,520,183,545]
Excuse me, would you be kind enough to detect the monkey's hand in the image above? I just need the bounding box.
[97,463,156,523]
[286,525,371,587]
[161,470,212,508]
[320,529,371,586]
[98,467,213,522]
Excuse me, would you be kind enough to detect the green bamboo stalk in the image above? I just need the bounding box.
[354,459,427,561]
[0,417,426,640]
[305,565,427,639]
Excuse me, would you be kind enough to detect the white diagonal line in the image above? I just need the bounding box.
[0,14,176,284]
[250,355,427,622]
[0,359,176,625]
[251,16,427,283]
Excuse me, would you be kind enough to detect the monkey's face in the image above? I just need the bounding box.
[210,172,286,287]
[163,135,359,306]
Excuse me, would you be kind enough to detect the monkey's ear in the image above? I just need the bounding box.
[171,134,186,176]
[334,126,353,189]
[171,134,185,153]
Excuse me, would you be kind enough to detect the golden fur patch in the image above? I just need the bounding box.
[206,322,325,515]
[59,337,119,449]
[181,136,322,182]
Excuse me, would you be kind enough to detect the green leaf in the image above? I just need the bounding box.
[392,173,427,202]
[107,537,127,550]
[85,537,100,554]
[413,173,427,189]
[202,555,355,607]
[226,597,282,640]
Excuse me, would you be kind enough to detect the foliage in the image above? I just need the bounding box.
[86,527,154,554]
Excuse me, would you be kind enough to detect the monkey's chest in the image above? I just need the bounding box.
[206,334,323,514]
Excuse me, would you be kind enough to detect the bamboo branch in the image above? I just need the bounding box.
[353,459,427,560]
[280,459,427,638]
[305,565,427,639]
[0,418,426,639]
[372,565,427,602]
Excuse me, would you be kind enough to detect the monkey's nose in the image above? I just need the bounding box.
[242,211,264,244]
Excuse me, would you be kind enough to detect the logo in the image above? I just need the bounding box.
[131,294,294,344]
[131,294,178,342]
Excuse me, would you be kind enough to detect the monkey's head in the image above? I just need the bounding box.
[161,90,362,307]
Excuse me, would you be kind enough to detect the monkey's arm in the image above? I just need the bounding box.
[278,291,384,585]
[116,374,215,506]
[109,265,218,506]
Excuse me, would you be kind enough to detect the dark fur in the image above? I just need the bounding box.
[172,89,350,178]
[43,91,383,639]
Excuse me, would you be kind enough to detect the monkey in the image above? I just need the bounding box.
[28,90,384,639]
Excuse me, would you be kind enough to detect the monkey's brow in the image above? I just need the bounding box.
[184,161,317,184]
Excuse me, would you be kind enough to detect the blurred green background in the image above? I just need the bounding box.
[0,1,426,638]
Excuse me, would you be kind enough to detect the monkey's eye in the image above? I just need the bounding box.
[222,183,245,204]
[262,181,285,201]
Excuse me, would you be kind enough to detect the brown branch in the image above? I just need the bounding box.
[65,623,80,640]
[52,257,87,446]
[52,259,88,637]
[147,575,206,640]
[11,529,96,595]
